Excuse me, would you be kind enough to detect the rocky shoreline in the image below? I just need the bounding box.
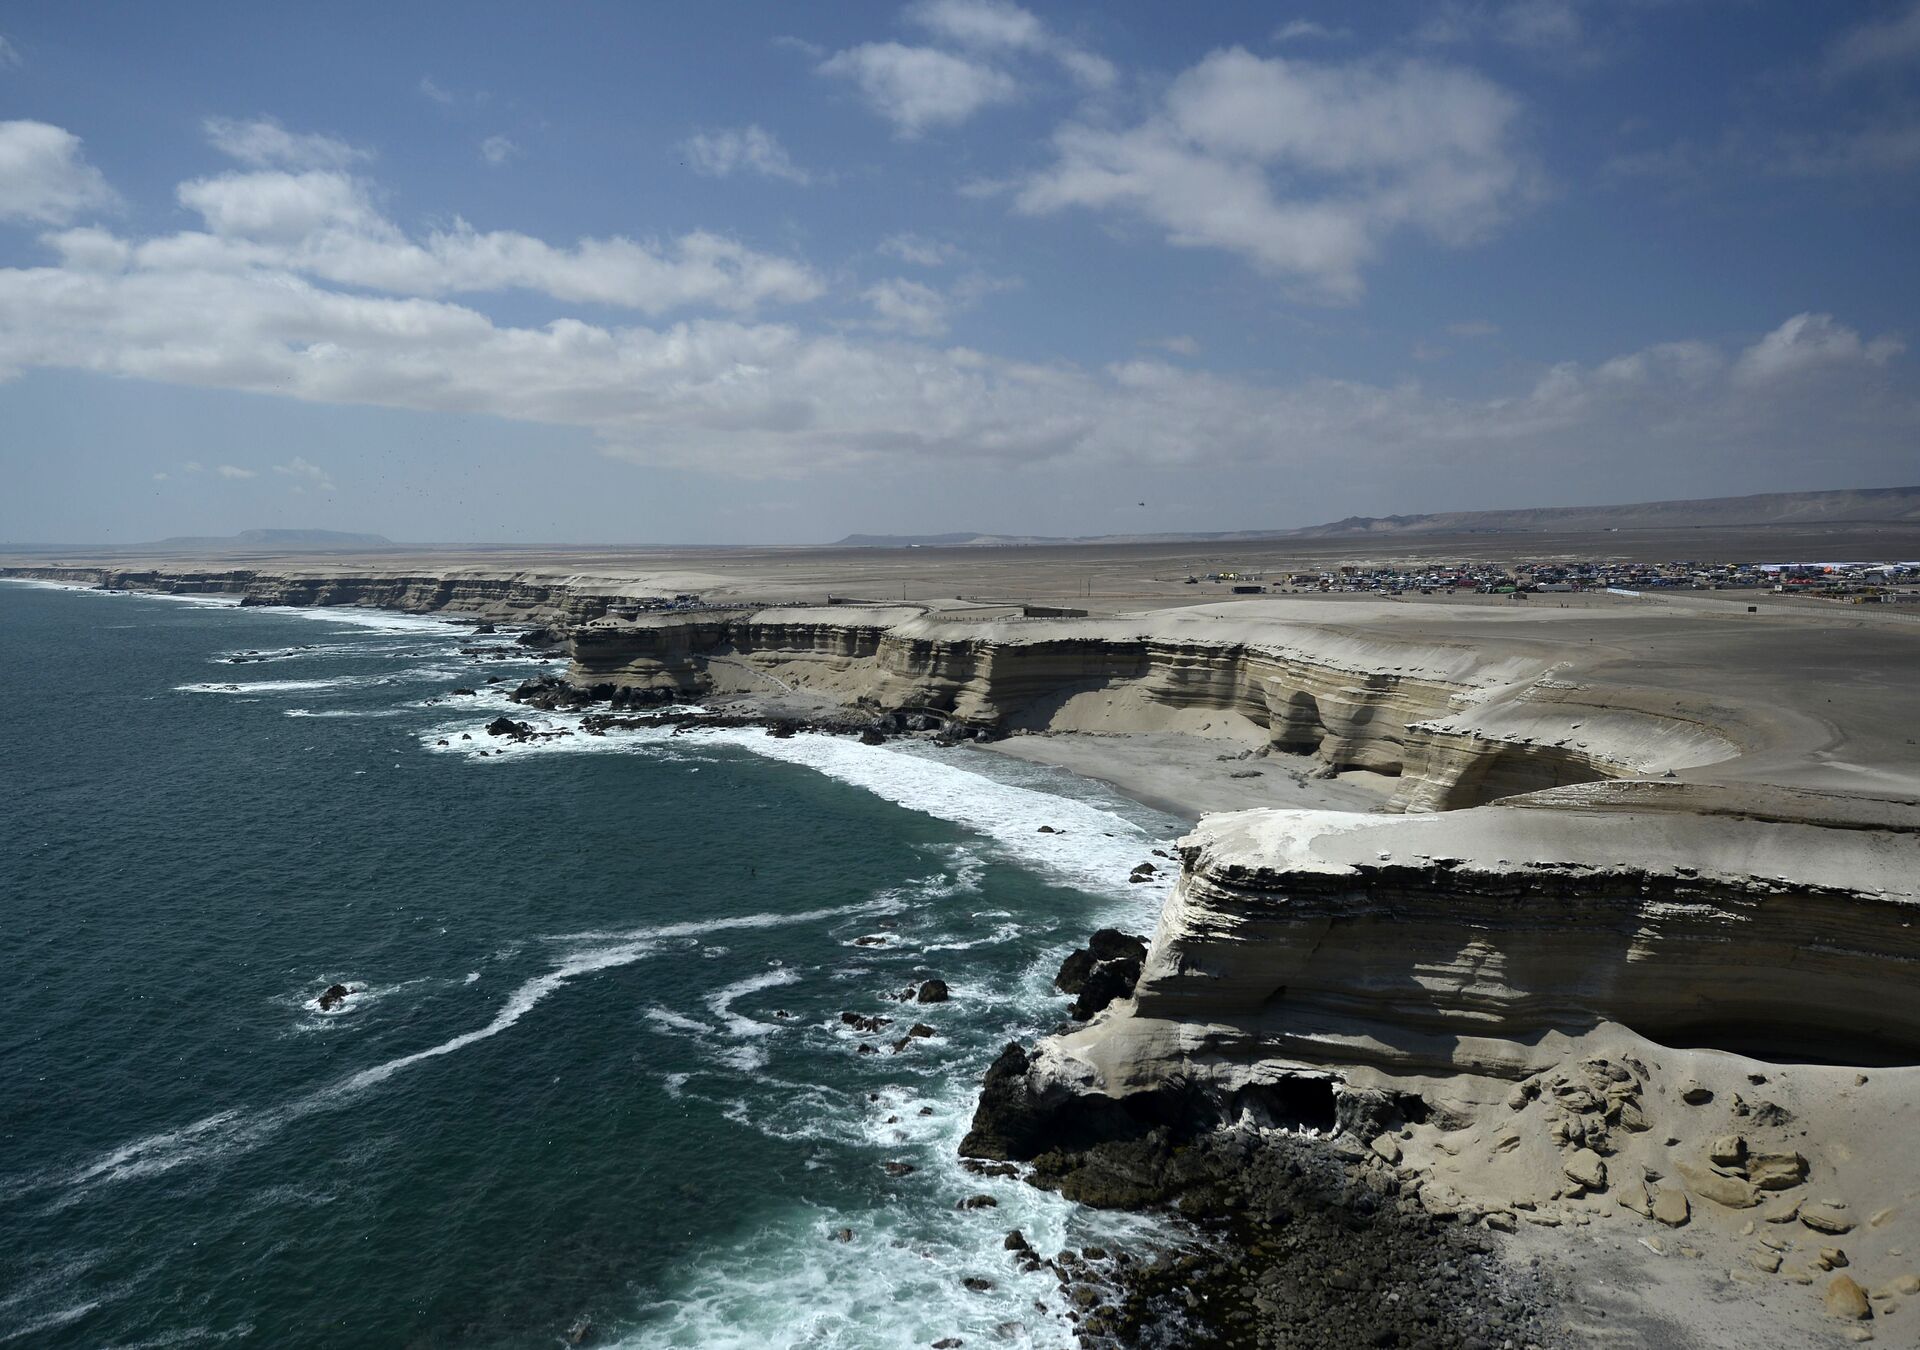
[952,930,1566,1349]
[1015,1128,1563,1350]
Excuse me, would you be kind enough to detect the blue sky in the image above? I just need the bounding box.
[1,0,1915,543]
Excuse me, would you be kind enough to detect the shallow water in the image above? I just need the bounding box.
[0,581,1183,1348]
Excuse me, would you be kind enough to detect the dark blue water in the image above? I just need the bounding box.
[0,582,1179,1349]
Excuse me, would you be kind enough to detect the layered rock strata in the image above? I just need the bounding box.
[20,568,1887,818]
[970,782,1920,1335]
[1076,785,1920,1086]
[565,605,1759,812]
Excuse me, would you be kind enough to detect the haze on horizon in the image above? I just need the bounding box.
[1,0,1917,547]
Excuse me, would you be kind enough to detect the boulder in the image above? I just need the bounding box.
[1563,1148,1607,1191]
[916,979,950,1004]
[1825,1275,1871,1320]
[1709,1135,1747,1168]
[1677,1160,1757,1209]
[1651,1188,1691,1228]
[1748,1151,1808,1191]
[1802,1203,1855,1235]
[316,983,352,1012]
[1616,1181,1653,1217]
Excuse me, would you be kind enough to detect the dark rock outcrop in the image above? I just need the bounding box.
[1054,929,1148,1020]
[957,1043,1140,1162]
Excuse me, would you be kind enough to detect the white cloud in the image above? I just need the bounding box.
[1273,20,1348,43]
[1417,0,1597,63]
[818,43,1019,136]
[878,233,959,265]
[906,0,1115,88]
[1772,121,1920,178]
[152,471,169,481]
[43,226,131,272]
[274,456,335,492]
[177,170,381,242]
[1447,319,1499,337]
[215,464,257,479]
[1733,313,1904,386]
[1494,0,1586,56]
[0,34,21,69]
[862,277,952,335]
[0,120,117,224]
[1014,48,1527,300]
[1824,1,1920,78]
[2,219,1907,488]
[773,35,827,60]
[1150,334,1200,356]
[419,76,455,105]
[204,117,369,171]
[681,125,810,184]
[154,168,823,314]
[480,135,520,167]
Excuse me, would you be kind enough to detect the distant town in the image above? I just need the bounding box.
[1194,558,1920,603]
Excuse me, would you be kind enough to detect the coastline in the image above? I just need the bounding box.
[7,564,1920,1347]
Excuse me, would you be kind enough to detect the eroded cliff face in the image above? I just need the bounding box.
[0,564,681,625]
[990,783,1920,1330]
[1054,787,1920,1095]
[565,607,1743,812]
[0,571,1796,816]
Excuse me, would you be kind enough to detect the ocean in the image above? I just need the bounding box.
[0,580,1183,1349]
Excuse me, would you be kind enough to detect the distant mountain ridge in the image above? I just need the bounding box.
[146,529,396,551]
[833,486,1920,547]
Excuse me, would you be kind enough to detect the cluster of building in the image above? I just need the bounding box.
[1194,560,1920,602]
[604,593,710,618]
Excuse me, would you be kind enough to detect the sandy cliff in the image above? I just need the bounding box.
[565,600,1799,812]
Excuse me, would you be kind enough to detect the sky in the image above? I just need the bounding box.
[0,0,1916,545]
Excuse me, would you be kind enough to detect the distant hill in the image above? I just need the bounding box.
[145,529,396,552]
[1284,486,1920,538]
[832,487,1920,547]
[834,532,1030,547]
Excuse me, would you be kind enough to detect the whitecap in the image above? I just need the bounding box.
[704,968,800,1041]
[26,903,886,1207]
[177,666,468,696]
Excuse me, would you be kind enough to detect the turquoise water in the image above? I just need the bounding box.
[0,582,1180,1349]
